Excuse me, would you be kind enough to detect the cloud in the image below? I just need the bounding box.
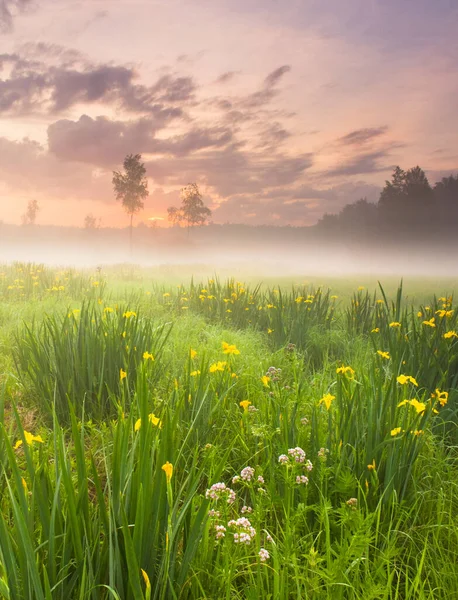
[0,52,196,116]
[338,127,388,146]
[239,64,291,109]
[47,114,234,166]
[0,0,31,32]
[0,136,113,202]
[325,150,393,177]
[216,71,238,84]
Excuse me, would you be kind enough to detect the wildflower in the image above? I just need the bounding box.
[215,525,226,539]
[336,365,355,378]
[317,447,329,461]
[396,374,418,386]
[389,322,401,328]
[371,327,380,333]
[141,569,151,594]
[261,375,270,387]
[222,342,240,355]
[296,475,309,485]
[205,482,236,504]
[301,416,309,426]
[134,413,162,431]
[288,447,306,463]
[267,328,274,334]
[413,430,424,436]
[257,475,265,483]
[436,309,454,318]
[240,466,255,481]
[358,286,365,291]
[162,461,173,483]
[367,459,376,471]
[377,350,390,360]
[143,352,154,361]
[409,399,426,414]
[163,292,170,298]
[422,317,435,328]
[295,296,303,303]
[319,393,335,410]
[266,534,273,543]
[209,361,227,373]
[248,405,258,413]
[278,454,289,464]
[232,475,241,484]
[390,427,402,437]
[123,311,137,319]
[240,400,251,412]
[208,509,220,517]
[228,517,256,545]
[120,368,127,381]
[190,370,201,377]
[258,547,270,562]
[444,330,458,339]
[432,389,449,406]
[397,399,409,407]
[104,306,114,313]
[346,498,358,510]
[241,505,253,514]
[14,431,44,449]
[331,295,338,300]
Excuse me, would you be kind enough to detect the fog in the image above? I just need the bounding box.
[1,222,458,278]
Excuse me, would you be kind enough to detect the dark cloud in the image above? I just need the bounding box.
[48,115,233,166]
[239,64,291,109]
[0,0,31,32]
[146,144,313,197]
[325,150,393,177]
[338,127,388,146]
[256,122,291,149]
[264,65,291,88]
[0,53,196,116]
[216,71,237,84]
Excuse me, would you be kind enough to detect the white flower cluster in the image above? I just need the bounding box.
[205,482,236,504]
[228,517,257,545]
[259,548,270,562]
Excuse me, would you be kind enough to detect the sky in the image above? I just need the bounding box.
[1,0,457,228]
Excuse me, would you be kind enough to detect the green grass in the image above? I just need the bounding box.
[0,262,458,599]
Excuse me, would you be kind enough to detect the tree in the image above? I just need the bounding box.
[167,183,211,234]
[21,199,40,225]
[112,154,149,254]
[84,213,98,229]
[378,165,434,232]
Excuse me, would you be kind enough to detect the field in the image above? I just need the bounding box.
[1,262,458,599]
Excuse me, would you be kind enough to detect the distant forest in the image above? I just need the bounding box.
[316,166,458,241]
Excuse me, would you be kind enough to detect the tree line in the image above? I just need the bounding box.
[317,166,458,240]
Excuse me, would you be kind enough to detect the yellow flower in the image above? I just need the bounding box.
[240,400,251,412]
[390,427,402,436]
[436,309,454,318]
[357,286,365,291]
[261,375,270,387]
[267,328,274,334]
[396,374,418,386]
[444,331,458,339]
[331,295,338,300]
[143,352,154,361]
[190,348,197,359]
[163,292,170,298]
[413,430,424,436]
[190,370,201,377]
[431,389,448,407]
[104,306,114,313]
[295,296,303,303]
[397,399,409,407]
[367,459,376,471]
[319,393,336,411]
[377,350,390,360]
[371,327,380,333]
[417,311,423,318]
[14,431,44,449]
[123,311,137,319]
[222,342,240,355]
[120,368,127,381]
[141,569,151,596]
[422,317,435,328]
[162,461,173,483]
[409,399,426,414]
[376,299,384,304]
[135,413,162,431]
[336,365,355,378]
[389,322,401,328]
[209,361,227,373]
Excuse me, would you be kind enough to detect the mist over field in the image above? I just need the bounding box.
[1,221,458,278]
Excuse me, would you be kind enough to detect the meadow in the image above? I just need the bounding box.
[0,262,458,599]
